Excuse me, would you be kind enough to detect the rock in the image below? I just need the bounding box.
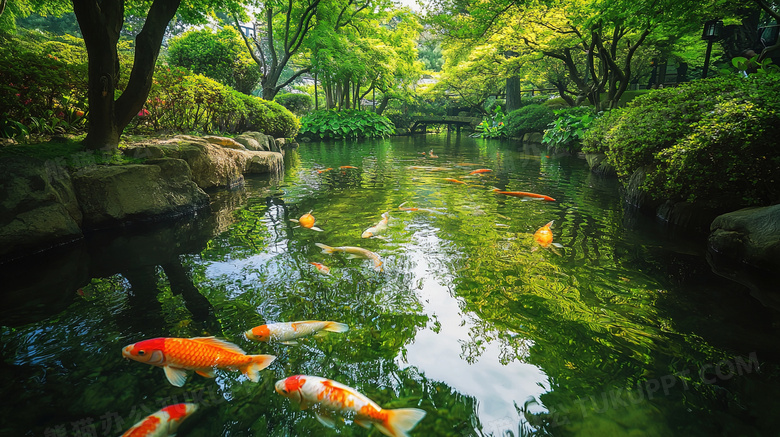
[0,156,83,261]
[624,167,663,213]
[585,153,617,177]
[708,205,780,272]
[236,132,277,152]
[72,158,209,229]
[203,135,246,150]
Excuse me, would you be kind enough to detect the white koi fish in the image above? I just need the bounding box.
[245,320,349,345]
[362,212,389,239]
[276,375,426,437]
[315,243,383,271]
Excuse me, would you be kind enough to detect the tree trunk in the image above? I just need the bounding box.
[73,0,180,150]
[505,76,521,113]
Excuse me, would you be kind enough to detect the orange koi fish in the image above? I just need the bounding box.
[290,210,323,231]
[121,403,198,437]
[315,243,382,271]
[469,168,492,175]
[310,262,331,275]
[122,337,276,387]
[245,321,348,344]
[276,375,426,437]
[533,220,563,248]
[493,189,555,202]
[316,168,333,174]
[340,165,358,169]
[443,178,466,184]
[362,212,389,238]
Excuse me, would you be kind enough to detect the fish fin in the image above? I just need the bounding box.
[546,220,555,228]
[354,418,373,429]
[376,408,427,437]
[315,411,337,428]
[190,337,246,355]
[345,254,360,259]
[315,243,335,254]
[552,243,564,248]
[324,322,349,333]
[280,341,299,345]
[164,366,188,387]
[241,354,276,382]
[289,219,299,223]
[196,369,216,378]
[310,226,324,232]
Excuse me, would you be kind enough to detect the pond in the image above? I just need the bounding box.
[1,134,779,437]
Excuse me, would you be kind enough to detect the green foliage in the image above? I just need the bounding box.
[730,55,780,76]
[504,104,555,138]
[299,110,395,140]
[167,26,260,94]
[542,107,601,153]
[274,93,313,116]
[542,97,571,108]
[474,106,505,138]
[582,74,780,205]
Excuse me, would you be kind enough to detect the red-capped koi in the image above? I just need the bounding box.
[310,262,331,275]
[443,178,466,184]
[275,375,426,437]
[315,243,382,271]
[290,210,323,231]
[120,403,198,437]
[534,220,563,249]
[362,212,389,238]
[245,321,348,344]
[493,189,555,201]
[122,337,276,387]
[469,168,492,175]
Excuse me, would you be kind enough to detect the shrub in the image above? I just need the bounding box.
[300,110,395,140]
[274,93,313,115]
[504,104,555,138]
[474,106,505,138]
[542,107,601,153]
[582,74,780,206]
[542,97,571,108]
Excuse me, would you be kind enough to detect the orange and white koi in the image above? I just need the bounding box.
[533,220,563,248]
[245,321,348,344]
[120,403,198,437]
[493,189,555,202]
[362,212,389,238]
[275,375,426,437]
[290,210,323,231]
[443,178,466,184]
[469,168,492,175]
[310,262,331,275]
[122,337,276,387]
[427,149,438,158]
[315,243,382,271]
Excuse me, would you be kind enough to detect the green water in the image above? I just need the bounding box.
[1,134,779,436]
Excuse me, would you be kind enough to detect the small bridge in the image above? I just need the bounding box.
[409,116,482,134]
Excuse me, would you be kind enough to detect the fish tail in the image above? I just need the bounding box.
[376,408,427,437]
[398,201,408,208]
[323,322,349,333]
[242,355,276,382]
[315,243,336,254]
[545,220,555,228]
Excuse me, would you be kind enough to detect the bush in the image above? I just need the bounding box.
[299,110,395,140]
[274,93,313,115]
[542,107,601,153]
[504,104,555,138]
[582,74,780,206]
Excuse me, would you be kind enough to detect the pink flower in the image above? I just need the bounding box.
[137,108,150,117]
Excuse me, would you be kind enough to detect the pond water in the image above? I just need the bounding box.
[1,134,779,437]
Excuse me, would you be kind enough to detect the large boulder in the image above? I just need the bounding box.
[708,205,780,272]
[72,158,209,229]
[0,156,83,261]
[235,131,279,152]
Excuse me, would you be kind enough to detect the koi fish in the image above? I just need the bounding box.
[120,403,198,437]
[245,321,349,344]
[290,210,323,231]
[340,165,358,169]
[122,337,276,387]
[362,212,389,238]
[315,243,382,271]
[469,168,492,175]
[533,220,563,248]
[428,150,438,158]
[443,178,466,184]
[310,262,331,275]
[397,201,444,214]
[275,375,426,437]
[316,168,333,174]
[493,189,555,202]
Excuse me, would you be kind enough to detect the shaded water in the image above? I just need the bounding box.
[2,134,779,436]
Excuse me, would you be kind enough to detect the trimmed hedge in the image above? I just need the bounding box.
[583,74,780,206]
[300,110,395,140]
[504,104,555,137]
